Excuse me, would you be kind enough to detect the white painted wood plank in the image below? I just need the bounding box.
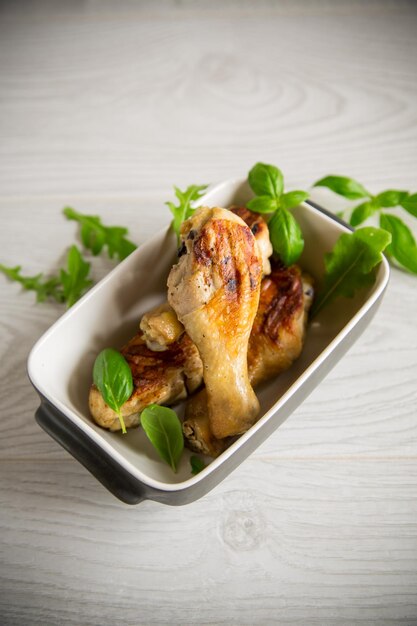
[0,1,417,624]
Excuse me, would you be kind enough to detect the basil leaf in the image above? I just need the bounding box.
[313,175,370,200]
[379,214,417,275]
[60,245,93,308]
[190,455,206,475]
[350,201,377,227]
[281,190,309,210]
[375,189,408,208]
[93,348,133,434]
[246,195,279,214]
[311,227,391,316]
[268,207,304,265]
[141,404,184,472]
[248,162,284,197]
[401,193,417,218]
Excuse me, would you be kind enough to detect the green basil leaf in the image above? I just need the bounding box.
[141,404,184,472]
[349,201,377,227]
[281,190,309,210]
[313,175,370,200]
[401,193,417,218]
[93,348,133,434]
[379,214,417,275]
[190,455,206,475]
[311,227,391,316]
[248,162,284,198]
[246,195,279,214]
[268,207,304,265]
[375,190,408,208]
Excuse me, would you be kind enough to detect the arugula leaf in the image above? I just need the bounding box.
[379,214,417,275]
[311,227,391,317]
[0,246,92,307]
[313,175,370,200]
[59,245,93,307]
[349,201,377,227]
[268,207,304,266]
[375,190,408,208]
[140,404,184,472]
[166,184,208,242]
[93,348,133,434]
[63,207,137,261]
[248,162,284,197]
[190,455,206,475]
[401,193,417,218]
[0,264,65,303]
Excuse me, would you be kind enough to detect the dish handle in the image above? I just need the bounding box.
[35,399,145,505]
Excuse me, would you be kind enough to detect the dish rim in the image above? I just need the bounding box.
[27,180,390,492]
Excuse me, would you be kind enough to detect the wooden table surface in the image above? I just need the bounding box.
[1,1,417,624]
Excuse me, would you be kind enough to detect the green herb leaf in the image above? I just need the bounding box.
[311,227,391,317]
[379,214,417,275]
[349,201,377,227]
[375,189,408,208]
[281,190,309,210]
[0,246,92,307]
[93,348,133,434]
[246,195,279,214]
[166,184,208,243]
[140,404,184,472]
[268,207,304,265]
[63,207,137,261]
[0,264,65,303]
[190,455,206,475]
[313,175,370,200]
[59,245,93,308]
[248,162,284,197]
[401,193,417,218]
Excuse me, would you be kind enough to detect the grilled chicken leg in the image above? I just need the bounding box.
[167,206,263,439]
[183,261,314,455]
[89,331,202,431]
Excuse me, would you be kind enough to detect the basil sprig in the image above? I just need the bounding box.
[93,348,133,434]
[140,404,184,473]
[311,227,391,317]
[313,175,417,275]
[247,163,309,265]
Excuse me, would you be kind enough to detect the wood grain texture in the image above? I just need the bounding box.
[0,1,417,624]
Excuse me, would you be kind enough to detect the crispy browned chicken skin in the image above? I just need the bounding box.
[89,332,202,431]
[89,207,269,432]
[167,206,263,439]
[183,261,314,456]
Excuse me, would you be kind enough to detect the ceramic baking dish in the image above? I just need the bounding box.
[27,179,390,505]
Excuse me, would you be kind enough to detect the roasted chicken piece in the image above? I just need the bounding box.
[140,302,184,351]
[183,261,314,456]
[138,208,272,353]
[230,206,273,276]
[167,206,263,439]
[89,331,203,431]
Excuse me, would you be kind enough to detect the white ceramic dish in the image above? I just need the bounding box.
[27,179,390,505]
